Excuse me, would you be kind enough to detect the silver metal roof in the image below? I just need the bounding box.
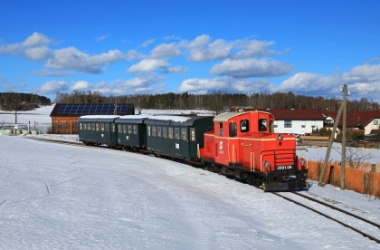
[213,112,243,122]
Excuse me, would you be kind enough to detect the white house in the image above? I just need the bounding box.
[270,108,325,135]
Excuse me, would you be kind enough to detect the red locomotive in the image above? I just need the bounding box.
[200,111,308,191]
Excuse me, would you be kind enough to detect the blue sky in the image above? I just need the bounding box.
[0,0,379,102]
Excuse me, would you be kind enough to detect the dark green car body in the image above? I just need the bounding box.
[144,116,214,161]
[78,116,119,146]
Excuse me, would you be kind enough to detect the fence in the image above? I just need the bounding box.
[0,122,51,135]
[307,161,380,197]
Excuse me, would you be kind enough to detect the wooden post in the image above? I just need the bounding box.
[341,84,348,190]
[319,103,344,186]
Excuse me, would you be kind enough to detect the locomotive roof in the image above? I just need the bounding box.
[213,112,242,122]
[214,111,273,122]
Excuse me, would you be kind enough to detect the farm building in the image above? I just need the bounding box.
[50,103,134,134]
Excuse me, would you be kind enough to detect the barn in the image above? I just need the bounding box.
[50,103,134,134]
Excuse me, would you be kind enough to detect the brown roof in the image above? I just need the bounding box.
[322,110,380,127]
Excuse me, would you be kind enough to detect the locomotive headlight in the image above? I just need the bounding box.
[264,160,270,169]
[277,134,283,145]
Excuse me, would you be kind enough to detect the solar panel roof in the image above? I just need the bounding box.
[50,103,134,116]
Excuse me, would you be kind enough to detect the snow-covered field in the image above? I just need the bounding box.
[0,135,379,249]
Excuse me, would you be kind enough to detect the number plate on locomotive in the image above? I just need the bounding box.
[276,165,293,170]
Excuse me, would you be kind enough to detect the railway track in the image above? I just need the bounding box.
[273,192,380,244]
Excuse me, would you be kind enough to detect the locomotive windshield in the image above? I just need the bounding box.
[259,119,267,131]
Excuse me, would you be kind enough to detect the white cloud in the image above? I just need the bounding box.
[179,77,273,94]
[40,81,68,94]
[188,34,233,62]
[235,40,275,58]
[211,58,292,78]
[71,80,90,91]
[45,47,125,73]
[96,34,110,42]
[128,59,169,73]
[141,38,156,47]
[94,76,165,95]
[165,66,188,73]
[277,63,380,102]
[0,32,51,61]
[151,43,181,58]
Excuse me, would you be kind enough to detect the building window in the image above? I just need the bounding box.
[374,120,379,125]
[240,120,249,132]
[190,128,196,141]
[284,120,292,128]
[301,125,306,128]
[229,122,237,137]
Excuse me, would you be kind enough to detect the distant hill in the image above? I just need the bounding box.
[0,92,51,111]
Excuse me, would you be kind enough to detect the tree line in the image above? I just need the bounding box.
[56,91,379,113]
[0,92,51,111]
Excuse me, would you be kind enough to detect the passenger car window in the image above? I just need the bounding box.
[229,122,237,137]
[162,127,168,138]
[190,128,196,141]
[181,128,187,141]
[240,120,249,132]
[174,128,180,140]
[168,127,173,139]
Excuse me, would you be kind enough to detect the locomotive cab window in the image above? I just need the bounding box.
[219,123,223,136]
[258,119,267,132]
[229,122,237,137]
[240,119,249,132]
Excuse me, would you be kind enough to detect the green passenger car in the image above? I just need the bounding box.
[145,116,214,161]
[78,115,119,146]
[115,115,150,149]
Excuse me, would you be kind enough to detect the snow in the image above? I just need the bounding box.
[118,115,152,120]
[80,115,120,120]
[148,115,192,123]
[298,143,380,165]
[0,104,54,124]
[0,135,379,249]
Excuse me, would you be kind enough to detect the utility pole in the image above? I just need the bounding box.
[341,84,348,189]
[318,84,348,188]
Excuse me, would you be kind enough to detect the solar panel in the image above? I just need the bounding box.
[51,103,134,116]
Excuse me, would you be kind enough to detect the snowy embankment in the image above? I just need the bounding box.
[0,136,379,249]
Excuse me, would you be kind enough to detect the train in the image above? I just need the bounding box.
[78,110,308,192]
